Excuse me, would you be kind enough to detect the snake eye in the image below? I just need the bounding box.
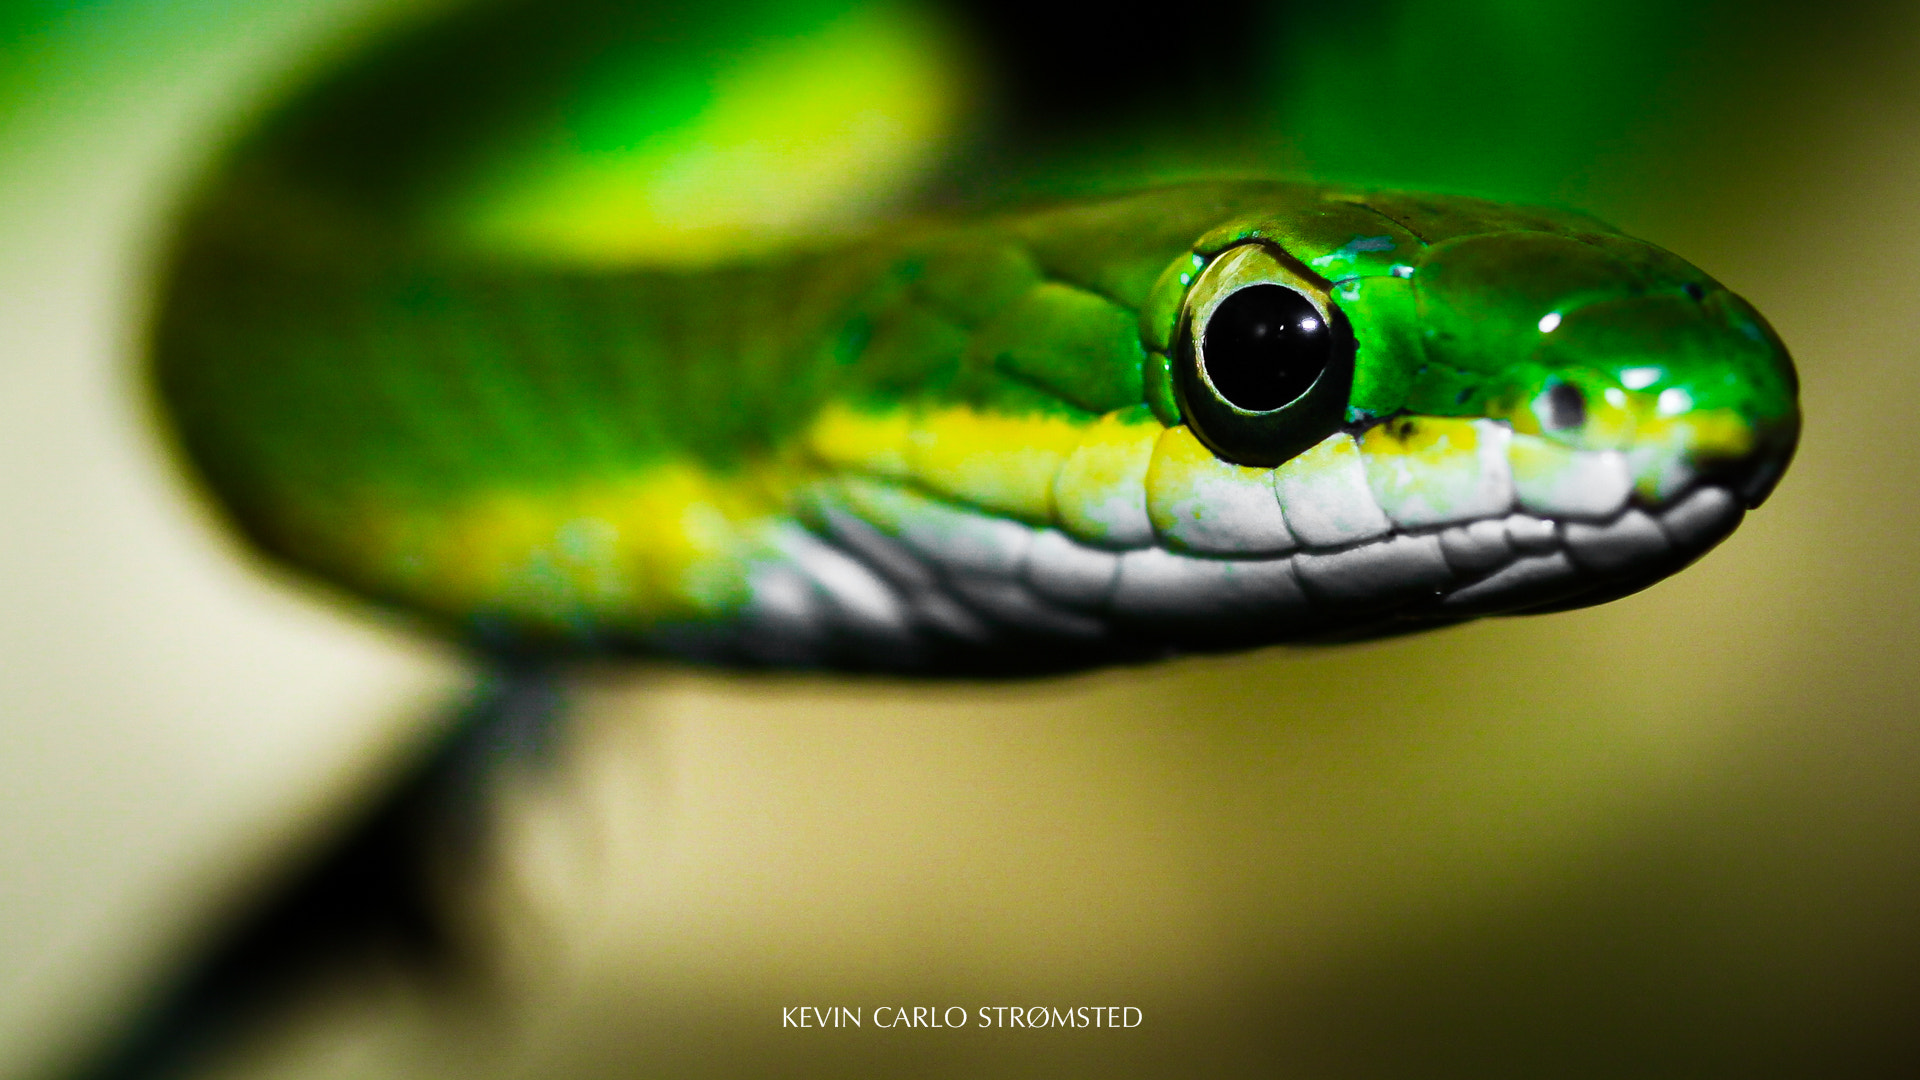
[1201,283,1333,411]
[1176,243,1355,467]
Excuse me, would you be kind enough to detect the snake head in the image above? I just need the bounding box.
[783,182,1804,664]
[1096,182,1802,635]
[1152,187,1799,503]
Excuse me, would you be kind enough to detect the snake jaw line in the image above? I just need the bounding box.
[729,465,1749,672]
[675,394,1771,670]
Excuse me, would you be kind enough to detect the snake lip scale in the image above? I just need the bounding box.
[702,418,1760,674]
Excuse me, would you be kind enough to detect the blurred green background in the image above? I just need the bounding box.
[2,1,1917,1077]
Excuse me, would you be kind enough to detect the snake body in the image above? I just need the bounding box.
[152,0,1800,673]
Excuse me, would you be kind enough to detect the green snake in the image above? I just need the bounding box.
[150,0,1801,675]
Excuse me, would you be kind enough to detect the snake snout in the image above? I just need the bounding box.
[1510,289,1800,511]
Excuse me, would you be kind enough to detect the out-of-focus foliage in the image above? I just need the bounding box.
[1267,0,1738,202]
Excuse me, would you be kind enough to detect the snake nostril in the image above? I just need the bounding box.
[1683,281,1706,302]
[1543,382,1586,432]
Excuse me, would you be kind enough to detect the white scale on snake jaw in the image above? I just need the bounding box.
[725,419,1748,663]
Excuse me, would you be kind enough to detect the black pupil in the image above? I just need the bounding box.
[1201,283,1331,411]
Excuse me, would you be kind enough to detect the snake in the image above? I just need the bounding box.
[149,0,1802,677]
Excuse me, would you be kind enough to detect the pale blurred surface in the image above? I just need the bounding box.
[3,2,1919,1078]
[0,3,466,1077]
